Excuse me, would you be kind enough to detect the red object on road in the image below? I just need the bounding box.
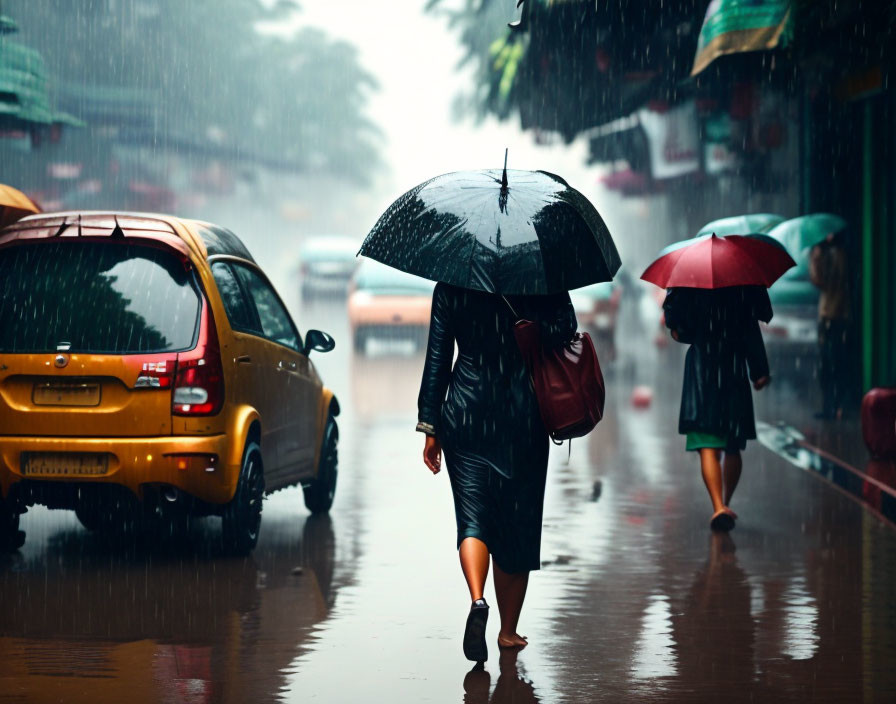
[862,388,896,459]
[631,385,653,408]
[640,233,795,289]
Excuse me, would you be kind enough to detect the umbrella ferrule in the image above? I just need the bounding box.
[501,148,509,191]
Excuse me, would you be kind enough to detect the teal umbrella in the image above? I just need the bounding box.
[696,213,784,237]
[766,214,847,259]
[658,232,788,258]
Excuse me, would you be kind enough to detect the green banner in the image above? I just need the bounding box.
[692,0,792,75]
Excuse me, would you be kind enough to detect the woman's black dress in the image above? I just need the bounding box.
[417,282,576,574]
[663,286,772,449]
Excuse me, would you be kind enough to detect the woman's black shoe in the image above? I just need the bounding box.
[463,599,489,662]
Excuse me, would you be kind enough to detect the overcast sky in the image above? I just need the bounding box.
[261,0,601,204]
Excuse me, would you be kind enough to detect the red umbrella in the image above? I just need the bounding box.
[640,233,795,289]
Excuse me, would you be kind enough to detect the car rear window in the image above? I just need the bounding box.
[0,241,201,353]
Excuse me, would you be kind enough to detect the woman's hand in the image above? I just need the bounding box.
[423,435,442,475]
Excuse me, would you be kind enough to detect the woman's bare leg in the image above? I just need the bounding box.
[699,448,726,513]
[493,562,529,648]
[723,451,743,506]
[459,537,490,601]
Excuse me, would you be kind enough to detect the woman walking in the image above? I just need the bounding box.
[417,282,576,662]
[359,162,619,661]
[663,286,772,531]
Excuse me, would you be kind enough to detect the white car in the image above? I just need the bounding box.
[298,236,361,299]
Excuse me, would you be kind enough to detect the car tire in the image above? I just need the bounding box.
[222,441,264,556]
[75,505,102,532]
[303,414,338,515]
[0,497,24,551]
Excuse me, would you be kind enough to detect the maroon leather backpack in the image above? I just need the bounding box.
[510,312,606,443]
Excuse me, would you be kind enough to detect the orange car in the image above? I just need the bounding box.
[347,259,434,352]
[0,212,339,554]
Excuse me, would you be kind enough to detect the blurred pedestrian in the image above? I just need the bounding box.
[417,282,576,662]
[809,231,850,419]
[664,286,772,531]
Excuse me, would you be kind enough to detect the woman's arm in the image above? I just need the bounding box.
[416,283,454,436]
[744,318,771,384]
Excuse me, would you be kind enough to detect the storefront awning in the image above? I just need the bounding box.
[692,0,792,76]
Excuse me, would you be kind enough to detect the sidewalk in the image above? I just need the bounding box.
[755,371,896,525]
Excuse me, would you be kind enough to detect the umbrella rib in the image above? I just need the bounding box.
[463,198,491,291]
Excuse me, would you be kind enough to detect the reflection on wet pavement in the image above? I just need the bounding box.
[758,421,896,525]
[1,295,895,702]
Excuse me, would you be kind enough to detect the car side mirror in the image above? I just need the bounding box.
[303,329,335,356]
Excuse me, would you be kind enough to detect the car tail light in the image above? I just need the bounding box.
[134,358,176,388]
[172,301,224,416]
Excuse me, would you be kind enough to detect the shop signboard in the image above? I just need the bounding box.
[637,102,700,180]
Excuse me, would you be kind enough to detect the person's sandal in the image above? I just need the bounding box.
[710,508,736,532]
[463,599,489,662]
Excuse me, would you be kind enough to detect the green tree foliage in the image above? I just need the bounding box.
[6,0,380,182]
[425,0,522,121]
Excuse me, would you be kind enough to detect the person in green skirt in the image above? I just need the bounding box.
[663,286,773,531]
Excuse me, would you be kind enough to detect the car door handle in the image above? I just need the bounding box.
[236,355,252,364]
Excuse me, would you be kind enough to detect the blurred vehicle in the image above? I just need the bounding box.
[298,236,361,299]
[761,220,822,360]
[0,212,339,554]
[570,281,621,361]
[762,270,819,358]
[636,279,670,348]
[348,259,434,352]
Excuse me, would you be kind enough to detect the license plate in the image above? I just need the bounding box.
[32,382,101,406]
[22,453,109,477]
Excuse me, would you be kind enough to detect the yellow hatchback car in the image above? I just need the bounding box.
[0,212,339,554]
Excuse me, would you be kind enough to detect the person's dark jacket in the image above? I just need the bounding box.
[664,286,771,444]
[417,282,576,478]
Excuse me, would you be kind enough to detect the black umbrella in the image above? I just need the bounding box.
[359,162,620,295]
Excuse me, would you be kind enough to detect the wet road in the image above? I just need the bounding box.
[2,293,896,703]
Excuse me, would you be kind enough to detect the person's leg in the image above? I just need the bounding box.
[493,561,529,648]
[722,451,743,506]
[700,448,726,512]
[459,537,490,602]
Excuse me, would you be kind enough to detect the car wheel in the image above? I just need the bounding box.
[222,441,264,555]
[303,414,338,515]
[75,505,102,532]
[0,497,24,551]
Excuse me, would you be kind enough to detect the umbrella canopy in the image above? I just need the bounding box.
[641,234,795,290]
[359,168,620,295]
[0,183,40,228]
[767,213,847,259]
[696,213,784,237]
